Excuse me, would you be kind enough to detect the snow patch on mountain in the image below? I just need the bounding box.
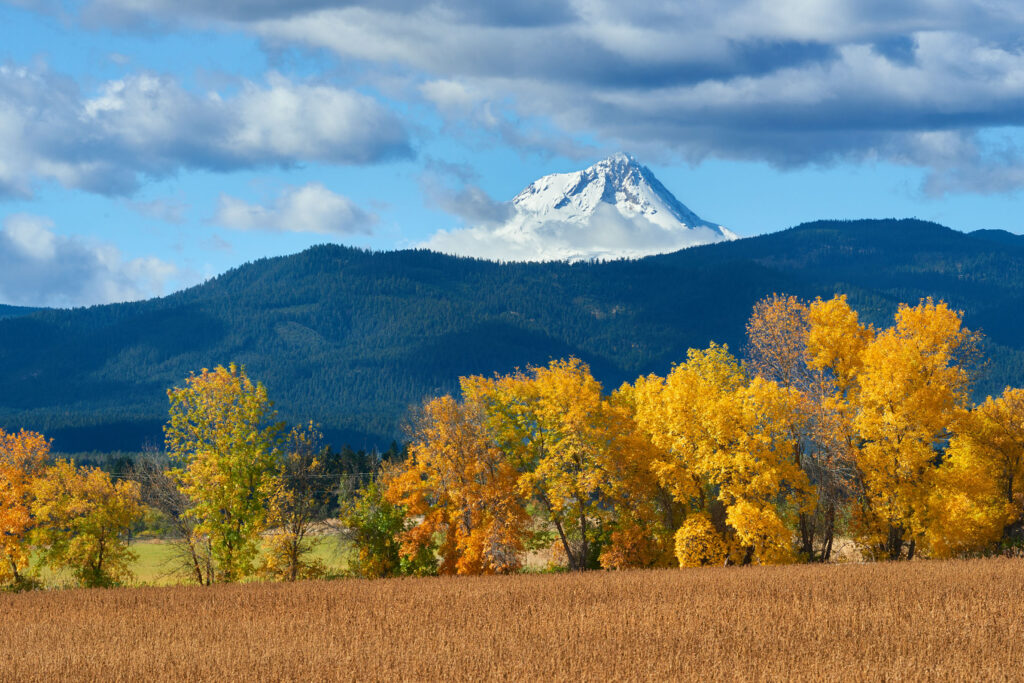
[422,153,737,262]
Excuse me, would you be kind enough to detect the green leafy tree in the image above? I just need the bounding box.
[339,473,436,578]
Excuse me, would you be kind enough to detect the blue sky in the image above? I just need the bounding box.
[2,0,1024,306]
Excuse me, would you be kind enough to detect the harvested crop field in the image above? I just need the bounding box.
[3,558,1022,682]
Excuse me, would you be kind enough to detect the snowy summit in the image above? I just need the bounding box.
[423,153,737,262]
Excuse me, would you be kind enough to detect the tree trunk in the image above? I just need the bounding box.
[577,501,590,571]
[820,504,835,563]
[550,516,577,571]
[799,512,815,558]
[188,541,205,585]
[886,525,904,561]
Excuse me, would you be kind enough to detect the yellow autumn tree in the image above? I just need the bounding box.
[632,344,813,566]
[469,358,666,571]
[961,388,1024,522]
[746,294,861,561]
[0,429,50,588]
[165,364,284,582]
[596,383,679,570]
[927,387,1024,556]
[849,299,978,559]
[31,461,142,588]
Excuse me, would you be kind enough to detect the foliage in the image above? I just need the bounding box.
[388,359,675,573]
[30,460,142,588]
[0,429,50,588]
[631,344,813,565]
[4,288,1024,588]
[258,423,331,581]
[165,364,283,582]
[746,294,856,561]
[928,387,1024,556]
[340,474,436,578]
[674,514,728,567]
[386,394,529,574]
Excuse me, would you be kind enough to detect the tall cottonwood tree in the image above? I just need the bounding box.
[802,296,982,559]
[632,344,813,566]
[746,294,859,561]
[165,364,283,582]
[851,300,977,559]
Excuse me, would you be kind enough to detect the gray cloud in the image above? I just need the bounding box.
[213,183,377,234]
[0,64,412,198]
[0,213,182,307]
[124,197,189,223]
[419,167,513,226]
[12,0,1024,193]
[68,0,577,27]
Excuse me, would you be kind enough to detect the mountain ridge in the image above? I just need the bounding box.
[1,218,1023,454]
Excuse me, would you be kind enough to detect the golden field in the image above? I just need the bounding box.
[2,557,1022,682]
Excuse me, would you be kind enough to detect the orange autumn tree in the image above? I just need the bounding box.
[0,429,50,588]
[470,358,673,571]
[387,393,530,575]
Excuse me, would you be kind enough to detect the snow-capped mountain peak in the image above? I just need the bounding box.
[423,154,737,262]
[512,153,729,235]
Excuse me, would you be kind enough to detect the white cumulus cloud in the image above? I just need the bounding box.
[213,183,377,234]
[423,203,731,262]
[0,214,184,307]
[0,65,412,198]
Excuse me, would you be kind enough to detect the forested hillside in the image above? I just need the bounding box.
[0,305,41,320]
[1,218,1022,453]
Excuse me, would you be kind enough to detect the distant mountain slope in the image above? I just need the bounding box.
[0,304,42,320]
[969,229,1024,248]
[1,218,1022,453]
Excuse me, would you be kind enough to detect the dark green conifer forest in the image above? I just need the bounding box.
[1,218,1022,453]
